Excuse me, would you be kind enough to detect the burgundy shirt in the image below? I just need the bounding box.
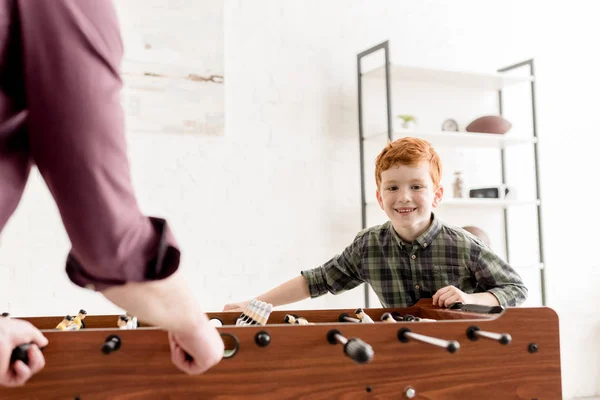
[0,0,180,290]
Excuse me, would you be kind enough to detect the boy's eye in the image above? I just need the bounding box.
[387,186,398,191]
[411,185,423,190]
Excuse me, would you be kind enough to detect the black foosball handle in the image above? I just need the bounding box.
[449,302,505,314]
[327,329,374,364]
[10,344,31,365]
[344,338,374,364]
[101,335,122,355]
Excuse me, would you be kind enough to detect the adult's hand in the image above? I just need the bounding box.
[0,318,48,387]
[168,317,224,374]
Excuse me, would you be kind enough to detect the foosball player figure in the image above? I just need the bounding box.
[127,315,139,329]
[284,314,312,325]
[380,312,396,323]
[284,314,297,324]
[72,309,87,329]
[56,315,74,330]
[295,316,312,325]
[355,308,374,324]
[117,314,139,329]
[117,315,129,329]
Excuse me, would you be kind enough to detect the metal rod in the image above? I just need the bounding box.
[404,331,453,348]
[497,60,534,72]
[357,40,391,308]
[357,53,366,231]
[497,89,510,263]
[398,328,459,353]
[384,42,392,141]
[476,330,511,343]
[497,59,546,305]
[334,333,348,345]
[342,315,361,323]
[467,326,511,344]
[529,59,547,306]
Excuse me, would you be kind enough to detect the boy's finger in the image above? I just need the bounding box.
[437,286,453,295]
[439,289,459,306]
[437,292,449,306]
[433,286,449,305]
[444,295,459,307]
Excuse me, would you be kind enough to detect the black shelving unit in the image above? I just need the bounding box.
[357,40,546,307]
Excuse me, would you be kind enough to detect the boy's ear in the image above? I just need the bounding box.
[432,185,444,208]
[376,189,384,209]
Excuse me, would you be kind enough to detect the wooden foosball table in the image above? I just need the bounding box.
[1,299,561,399]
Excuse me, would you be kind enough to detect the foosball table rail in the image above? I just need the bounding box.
[1,304,561,399]
[17,299,495,329]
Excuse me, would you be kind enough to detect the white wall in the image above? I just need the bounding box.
[0,1,598,398]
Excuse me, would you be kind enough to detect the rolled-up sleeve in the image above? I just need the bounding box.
[301,236,364,298]
[472,246,528,307]
[18,0,179,290]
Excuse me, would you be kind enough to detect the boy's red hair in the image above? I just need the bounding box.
[374,137,442,190]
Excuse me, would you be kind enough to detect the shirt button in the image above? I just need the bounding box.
[423,242,428,247]
[415,284,420,290]
[411,254,416,260]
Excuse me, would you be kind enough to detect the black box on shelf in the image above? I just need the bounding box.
[469,186,511,199]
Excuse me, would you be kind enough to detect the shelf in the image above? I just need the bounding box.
[362,64,533,91]
[357,43,545,305]
[363,131,536,149]
[440,198,540,207]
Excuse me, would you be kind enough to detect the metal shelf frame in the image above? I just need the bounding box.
[357,40,546,306]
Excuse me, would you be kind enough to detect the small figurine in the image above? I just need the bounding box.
[117,315,129,329]
[284,313,312,325]
[127,316,138,329]
[295,317,311,325]
[72,309,87,330]
[56,315,74,331]
[117,314,138,330]
[284,314,297,324]
[355,308,374,324]
[380,312,396,323]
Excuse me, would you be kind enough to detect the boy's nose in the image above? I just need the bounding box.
[397,189,411,202]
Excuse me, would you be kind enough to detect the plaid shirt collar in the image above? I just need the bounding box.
[388,213,443,250]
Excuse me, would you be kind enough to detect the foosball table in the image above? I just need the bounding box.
[1,299,561,399]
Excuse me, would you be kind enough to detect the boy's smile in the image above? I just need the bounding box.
[376,161,443,242]
[394,207,417,214]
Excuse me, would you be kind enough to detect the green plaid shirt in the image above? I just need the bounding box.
[301,214,527,307]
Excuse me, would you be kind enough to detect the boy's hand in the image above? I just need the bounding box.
[432,286,473,308]
[222,301,248,313]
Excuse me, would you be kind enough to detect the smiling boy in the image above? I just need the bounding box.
[224,137,527,311]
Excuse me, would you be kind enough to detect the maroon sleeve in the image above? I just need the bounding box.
[17,0,180,290]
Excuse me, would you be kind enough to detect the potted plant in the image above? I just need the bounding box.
[396,114,417,132]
